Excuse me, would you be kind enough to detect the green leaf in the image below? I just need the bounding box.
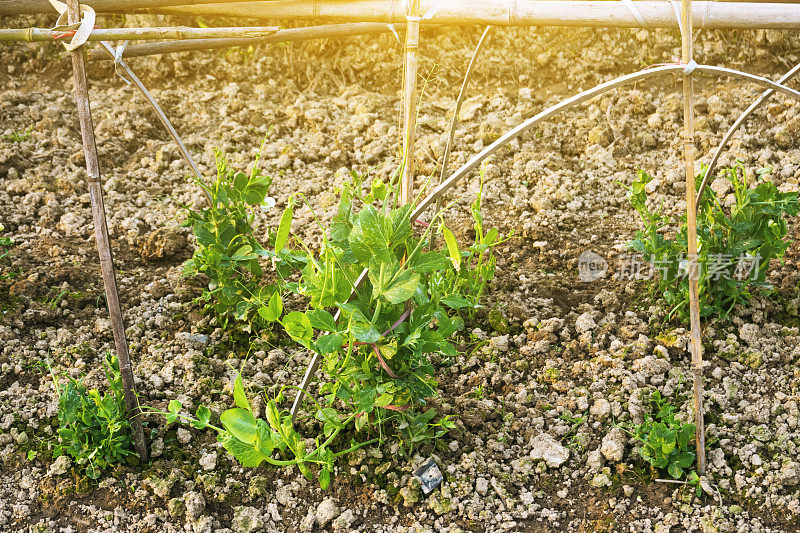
[667,462,683,480]
[233,171,249,192]
[220,433,268,467]
[168,400,182,413]
[316,333,343,354]
[192,222,215,247]
[662,440,676,455]
[442,226,461,271]
[220,408,258,444]
[258,291,283,322]
[320,467,332,490]
[307,309,337,332]
[233,374,251,412]
[275,206,293,252]
[375,393,393,407]
[298,462,313,481]
[349,312,381,343]
[192,405,211,429]
[231,244,258,261]
[283,311,314,347]
[265,402,281,431]
[440,294,473,309]
[349,206,390,263]
[382,269,419,304]
[674,451,695,468]
[243,174,271,205]
[410,251,451,273]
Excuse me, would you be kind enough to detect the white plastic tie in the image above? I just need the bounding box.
[387,23,402,44]
[669,0,684,38]
[113,40,131,85]
[507,0,517,24]
[683,58,697,75]
[49,0,95,52]
[621,0,647,27]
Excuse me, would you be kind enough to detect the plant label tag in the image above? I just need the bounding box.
[413,457,443,495]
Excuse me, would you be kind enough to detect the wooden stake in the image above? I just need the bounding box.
[680,0,706,475]
[400,0,420,205]
[67,0,148,462]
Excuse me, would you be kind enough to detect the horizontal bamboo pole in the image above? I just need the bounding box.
[0,0,269,15]
[144,1,800,29]
[87,22,402,60]
[5,0,800,14]
[0,26,279,42]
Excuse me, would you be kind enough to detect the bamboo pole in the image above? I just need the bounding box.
[0,0,271,15]
[96,40,209,204]
[66,0,148,462]
[400,0,421,205]
[87,22,403,60]
[697,60,800,202]
[133,1,800,30]
[410,63,800,218]
[680,0,706,475]
[5,0,800,14]
[0,26,279,42]
[287,62,800,419]
[431,25,491,249]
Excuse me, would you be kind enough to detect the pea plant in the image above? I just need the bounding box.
[630,391,696,479]
[49,352,135,479]
[182,150,302,333]
[430,173,505,317]
[167,167,502,487]
[626,163,799,321]
[277,170,504,455]
[161,372,374,489]
[0,223,13,281]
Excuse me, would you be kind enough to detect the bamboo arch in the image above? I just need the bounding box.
[290,62,800,468]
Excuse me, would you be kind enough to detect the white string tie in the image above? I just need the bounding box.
[48,0,95,52]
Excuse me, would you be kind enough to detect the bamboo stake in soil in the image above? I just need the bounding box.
[87,22,403,61]
[67,0,148,462]
[680,0,706,475]
[400,0,421,205]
